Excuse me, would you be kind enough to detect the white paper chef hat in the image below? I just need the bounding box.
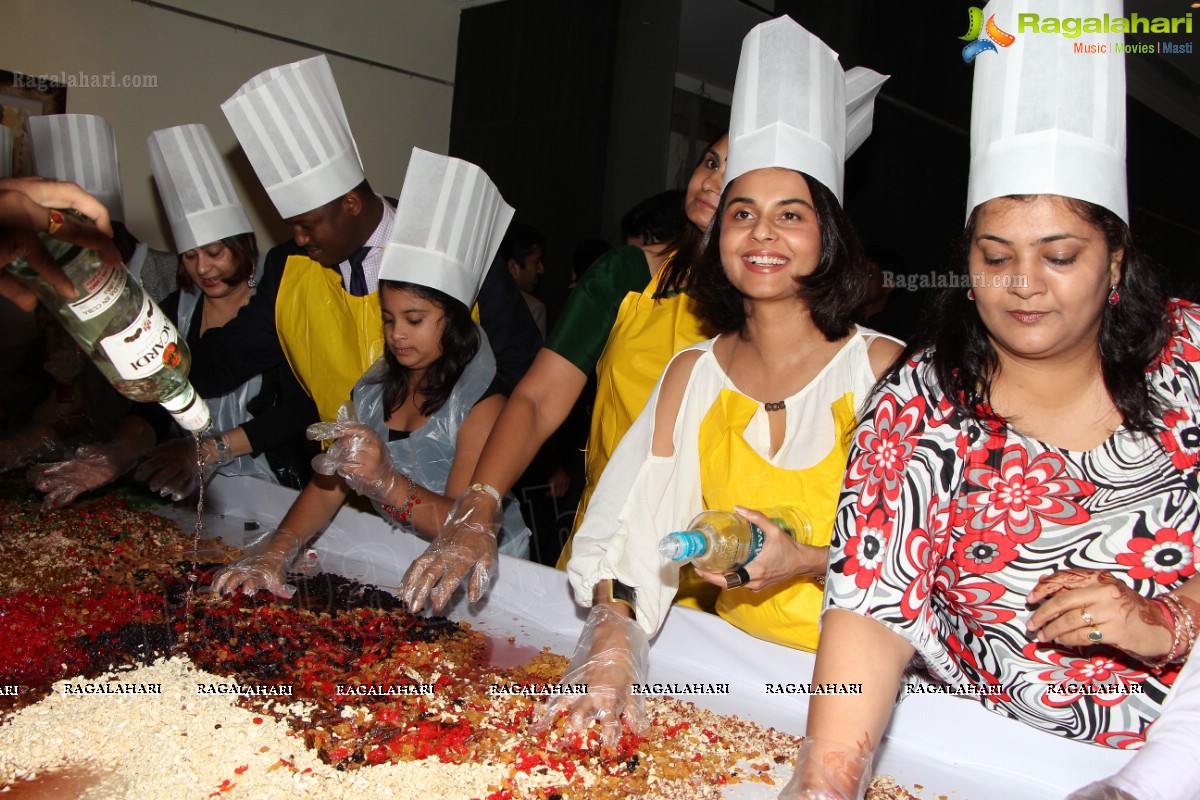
[967,0,1127,222]
[0,126,11,179]
[28,114,125,221]
[147,124,253,254]
[222,55,364,220]
[724,16,888,202]
[378,148,514,308]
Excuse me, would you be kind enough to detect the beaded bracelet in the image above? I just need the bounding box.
[383,475,421,525]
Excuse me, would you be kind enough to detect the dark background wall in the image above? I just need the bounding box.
[451,0,1200,321]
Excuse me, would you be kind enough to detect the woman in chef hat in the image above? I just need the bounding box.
[786,2,1197,798]
[530,16,893,747]
[30,124,319,506]
[212,148,530,597]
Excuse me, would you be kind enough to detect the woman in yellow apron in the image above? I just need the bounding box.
[402,135,729,613]
[537,18,893,741]
[546,166,899,741]
[556,236,713,608]
[540,164,899,742]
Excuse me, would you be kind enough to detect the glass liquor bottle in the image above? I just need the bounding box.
[5,231,210,433]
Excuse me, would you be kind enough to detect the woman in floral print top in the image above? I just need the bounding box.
[783,193,1200,799]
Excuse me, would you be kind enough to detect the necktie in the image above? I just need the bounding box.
[347,245,371,296]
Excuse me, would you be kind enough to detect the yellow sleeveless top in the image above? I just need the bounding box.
[275,256,383,422]
[699,388,858,651]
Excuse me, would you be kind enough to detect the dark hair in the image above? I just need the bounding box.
[900,195,1171,435]
[175,232,259,292]
[688,170,867,339]
[620,190,687,245]
[572,237,611,280]
[376,280,480,418]
[498,222,544,266]
[657,133,727,295]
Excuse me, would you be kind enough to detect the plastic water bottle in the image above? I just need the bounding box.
[658,507,812,572]
[4,229,211,433]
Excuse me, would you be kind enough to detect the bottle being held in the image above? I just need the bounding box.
[42,332,84,421]
[3,214,211,434]
[658,507,812,573]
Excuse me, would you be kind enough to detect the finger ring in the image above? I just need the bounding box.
[725,567,751,589]
[1081,608,1094,626]
[1088,627,1104,643]
[46,209,65,236]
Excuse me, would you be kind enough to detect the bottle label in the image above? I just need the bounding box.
[98,295,182,381]
[672,531,710,560]
[67,261,126,321]
[747,523,767,563]
[744,518,795,565]
[160,383,212,433]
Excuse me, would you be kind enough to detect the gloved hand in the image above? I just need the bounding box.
[0,424,66,473]
[777,738,874,800]
[532,603,649,748]
[1066,782,1140,800]
[400,484,502,613]
[28,442,139,508]
[210,530,304,598]
[133,435,231,502]
[307,418,402,505]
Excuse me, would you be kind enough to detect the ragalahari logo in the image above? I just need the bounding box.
[960,6,1016,62]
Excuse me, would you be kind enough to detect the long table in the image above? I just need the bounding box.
[198,474,1134,800]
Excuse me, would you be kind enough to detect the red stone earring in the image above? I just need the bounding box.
[967,289,975,301]
[1108,284,1120,305]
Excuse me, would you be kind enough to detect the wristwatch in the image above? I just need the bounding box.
[211,432,233,466]
[606,579,638,619]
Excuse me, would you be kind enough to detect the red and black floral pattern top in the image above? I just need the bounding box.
[826,299,1200,748]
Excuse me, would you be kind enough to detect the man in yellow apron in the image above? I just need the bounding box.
[185,56,538,424]
[176,56,386,423]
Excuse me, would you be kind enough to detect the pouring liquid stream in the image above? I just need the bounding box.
[177,431,205,650]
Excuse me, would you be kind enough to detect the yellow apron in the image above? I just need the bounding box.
[556,258,709,569]
[275,256,384,423]
[702,388,858,651]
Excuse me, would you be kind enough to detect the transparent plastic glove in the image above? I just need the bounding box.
[306,419,402,505]
[1066,783,1140,800]
[777,738,874,800]
[400,485,502,613]
[28,442,138,508]
[209,530,304,598]
[306,399,358,444]
[0,424,66,473]
[133,435,229,502]
[532,603,649,748]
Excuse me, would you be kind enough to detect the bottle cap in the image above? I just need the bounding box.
[660,530,709,561]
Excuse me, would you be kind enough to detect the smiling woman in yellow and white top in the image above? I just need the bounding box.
[535,17,898,747]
